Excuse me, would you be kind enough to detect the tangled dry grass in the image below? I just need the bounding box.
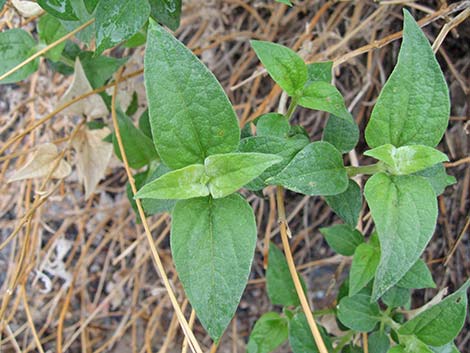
[0,0,469,352]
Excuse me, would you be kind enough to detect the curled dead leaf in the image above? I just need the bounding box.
[11,0,42,17]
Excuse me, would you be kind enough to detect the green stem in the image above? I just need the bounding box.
[346,162,385,177]
[332,331,354,353]
[285,97,298,120]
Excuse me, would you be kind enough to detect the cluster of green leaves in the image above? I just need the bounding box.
[0,0,182,84]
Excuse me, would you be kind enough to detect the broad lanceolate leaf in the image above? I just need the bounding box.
[256,113,290,138]
[171,194,257,341]
[368,331,390,353]
[205,153,282,198]
[306,61,333,84]
[414,163,456,196]
[323,114,359,153]
[397,259,435,289]
[349,243,380,296]
[337,293,381,332]
[113,109,159,169]
[37,0,78,20]
[364,144,448,175]
[267,141,348,196]
[135,164,209,200]
[145,22,240,169]
[251,40,307,96]
[365,10,450,148]
[399,280,469,347]
[95,0,150,55]
[247,312,288,353]
[38,14,67,62]
[289,313,333,353]
[298,81,350,120]
[266,243,299,306]
[364,173,437,300]
[320,224,364,256]
[0,29,38,84]
[149,0,182,31]
[324,179,362,227]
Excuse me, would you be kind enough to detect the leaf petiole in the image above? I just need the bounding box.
[346,162,385,177]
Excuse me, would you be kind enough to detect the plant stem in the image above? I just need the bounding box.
[276,186,329,353]
[285,97,298,120]
[332,331,354,353]
[345,162,385,177]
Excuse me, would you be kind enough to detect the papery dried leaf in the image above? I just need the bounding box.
[59,58,109,119]
[11,0,42,17]
[72,126,112,199]
[8,143,71,182]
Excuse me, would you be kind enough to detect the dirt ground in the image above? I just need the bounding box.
[0,0,469,352]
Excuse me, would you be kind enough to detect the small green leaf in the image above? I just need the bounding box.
[324,179,362,227]
[364,144,448,175]
[138,109,152,139]
[298,81,350,120]
[414,164,456,196]
[397,259,435,289]
[83,0,99,13]
[125,92,139,116]
[247,312,288,353]
[399,335,435,353]
[79,52,127,88]
[0,29,38,84]
[306,61,333,83]
[365,10,450,148]
[388,346,406,353]
[59,1,95,44]
[369,331,390,353]
[275,0,293,6]
[364,173,437,300]
[430,343,460,353]
[37,0,78,20]
[320,224,364,256]
[266,244,299,306]
[382,286,411,309]
[289,313,333,353]
[95,0,150,55]
[135,164,209,200]
[149,0,182,31]
[337,293,381,332]
[267,141,348,196]
[141,164,177,214]
[38,14,67,62]
[205,153,282,198]
[251,40,307,96]
[171,194,257,341]
[349,243,380,297]
[113,109,159,169]
[323,114,359,153]
[256,113,290,138]
[399,280,469,346]
[145,22,240,169]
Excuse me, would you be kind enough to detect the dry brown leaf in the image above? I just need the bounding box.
[72,126,113,199]
[11,0,42,17]
[59,58,109,119]
[8,143,71,182]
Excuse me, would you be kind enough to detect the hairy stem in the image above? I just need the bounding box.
[346,162,385,177]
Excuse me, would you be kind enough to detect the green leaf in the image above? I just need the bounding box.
[320,224,364,256]
[205,153,282,198]
[251,40,307,96]
[0,0,6,11]
[95,0,150,55]
[145,22,240,169]
[289,313,333,353]
[364,144,448,175]
[324,179,362,227]
[0,29,38,84]
[399,280,469,347]
[414,163,456,196]
[37,0,78,20]
[113,109,159,169]
[149,0,182,31]
[247,312,288,353]
[38,14,67,62]
[83,0,99,13]
[238,135,309,191]
[388,346,406,353]
[171,194,257,341]
[59,1,95,44]
[365,10,450,148]
[138,109,152,139]
[256,113,290,138]
[140,164,177,214]
[125,92,139,116]
[266,244,299,306]
[397,259,435,289]
[298,81,350,120]
[382,286,411,308]
[306,61,333,84]
[369,331,390,353]
[399,335,435,353]
[135,164,209,200]
[349,243,380,296]
[275,0,293,6]
[430,343,460,353]
[364,173,437,300]
[267,141,348,196]
[323,114,359,153]
[337,293,381,332]
[79,52,127,88]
